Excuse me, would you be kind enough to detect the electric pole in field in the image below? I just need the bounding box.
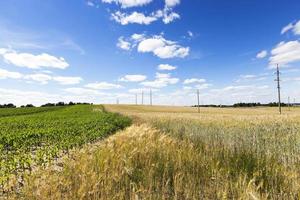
[141,91,144,105]
[150,89,152,106]
[197,89,200,113]
[116,98,119,105]
[288,96,290,111]
[135,94,138,105]
[275,64,282,114]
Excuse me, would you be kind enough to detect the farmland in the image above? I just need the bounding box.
[12,105,300,199]
[0,105,131,195]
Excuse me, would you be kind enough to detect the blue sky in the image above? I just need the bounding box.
[0,0,300,106]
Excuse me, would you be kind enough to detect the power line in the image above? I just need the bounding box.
[197,89,200,113]
[275,64,282,114]
[150,89,153,106]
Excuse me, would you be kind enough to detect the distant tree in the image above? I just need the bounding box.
[68,101,76,106]
[0,103,16,108]
[56,102,65,106]
[25,104,35,107]
[41,103,55,107]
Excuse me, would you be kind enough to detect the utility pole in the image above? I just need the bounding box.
[116,98,119,105]
[275,64,282,114]
[150,89,152,106]
[288,96,290,111]
[197,89,200,113]
[141,91,144,105]
[135,94,138,105]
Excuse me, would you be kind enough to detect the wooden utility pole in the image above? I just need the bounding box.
[275,64,282,114]
[116,98,119,105]
[197,89,200,113]
[141,91,144,105]
[150,89,152,106]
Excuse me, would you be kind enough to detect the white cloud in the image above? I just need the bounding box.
[0,67,82,85]
[102,0,152,8]
[85,82,123,90]
[158,8,180,24]
[281,20,300,35]
[111,11,158,25]
[24,73,52,84]
[53,76,83,85]
[141,72,179,88]
[294,21,300,35]
[269,40,300,67]
[117,37,131,50]
[236,74,268,83]
[0,48,69,69]
[187,31,193,37]
[128,88,159,93]
[165,0,180,7]
[183,78,206,84]
[119,74,147,82]
[195,83,212,90]
[157,64,177,71]
[137,35,189,59]
[131,33,145,41]
[64,87,101,95]
[111,7,180,25]
[0,68,23,79]
[256,50,267,59]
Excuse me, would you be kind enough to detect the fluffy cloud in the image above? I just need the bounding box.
[85,82,123,90]
[256,50,267,59]
[0,48,69,69]
[156,8,180,24]
[0,68,23,79]
[119,74,147,82]
[183,78,206,84]
[137,35,189,59]
[102,0,152,8]
[63,87,102,95]
[24,73,52,84]
[112,11,158,25]
[236,74,268,83]
[0,67,82,85]
[117,37,131,50]
[195,83,212,90]
[165,0,180,7]
[111,8,180,25]
[118,34,189,59]
[281,20,300,35]
[141,72,179,88]
[269,40,300,66]
[52,76,83,85]
[157,64,177,71]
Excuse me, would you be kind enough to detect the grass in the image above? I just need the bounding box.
[0,105,131,195]
[8,105,300,199]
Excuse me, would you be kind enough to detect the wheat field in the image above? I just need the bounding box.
[15,105,300,199]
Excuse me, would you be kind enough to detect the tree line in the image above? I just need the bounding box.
[192,102,297,108]
[0,102,92,109]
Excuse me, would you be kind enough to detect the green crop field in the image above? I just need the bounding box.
[0,105,131,194]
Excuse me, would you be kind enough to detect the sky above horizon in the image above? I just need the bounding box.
[0,0,300,106]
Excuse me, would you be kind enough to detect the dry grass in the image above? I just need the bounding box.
[13,105,300,199]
